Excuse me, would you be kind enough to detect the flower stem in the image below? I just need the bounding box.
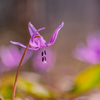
[12,43,30,100]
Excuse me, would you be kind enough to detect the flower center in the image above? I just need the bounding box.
[41,49,47,63]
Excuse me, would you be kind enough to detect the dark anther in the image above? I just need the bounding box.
[41,51,44,56]
[44,50,46,55]
[42,57,44,62]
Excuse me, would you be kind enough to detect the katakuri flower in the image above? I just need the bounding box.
[73,33,100,64]
[10,22,64,100]
[10,22,64,63]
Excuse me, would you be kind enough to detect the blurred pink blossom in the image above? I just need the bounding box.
[74,32,100,64]
[0,45,33,70]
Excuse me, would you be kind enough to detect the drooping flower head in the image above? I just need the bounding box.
[10,22,64,63]
[73,32,100,64]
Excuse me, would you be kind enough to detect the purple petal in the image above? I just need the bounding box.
[28,22,45,36]
[37,27,45,33]
[10,41,39,50]
[28,22,37,36]
[47,22,64,46]
[10,41,27,48]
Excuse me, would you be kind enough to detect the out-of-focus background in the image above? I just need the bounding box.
[1,0,100,74]
[1,0,100,100]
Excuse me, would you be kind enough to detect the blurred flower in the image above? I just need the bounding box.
[32,48,56,73]
[10,22,64,63]
[0,45,33,70]
[74,33,100,64]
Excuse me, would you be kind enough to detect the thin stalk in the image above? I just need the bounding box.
[12,43,30,100]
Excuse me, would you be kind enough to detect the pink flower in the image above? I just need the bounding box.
[74,33,100,64]
[10,22,64,63]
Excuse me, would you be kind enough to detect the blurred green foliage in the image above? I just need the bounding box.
[68,64,100,97]
[0,73,56,99]
[1,65,100,99]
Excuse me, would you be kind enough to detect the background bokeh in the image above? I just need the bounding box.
[1,0,100,99]
[1,0,100,74]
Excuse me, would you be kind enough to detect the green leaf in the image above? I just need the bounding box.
[68,64,100,97]
[0,86,13,99]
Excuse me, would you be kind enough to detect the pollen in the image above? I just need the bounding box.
[34,35,41,38]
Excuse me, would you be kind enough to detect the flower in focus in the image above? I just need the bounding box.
[73,33,100,64]
[32,48,56,73]
[10,22,64,63]
[0,45,33,69]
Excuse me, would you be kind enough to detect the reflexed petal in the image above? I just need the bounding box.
[28,22,37,36]
[47,22,64,46]
[10,41,39,50]
[10,41,27,48]
[37,27,45,33]
[11,22,63,51]
[28,22,45,36]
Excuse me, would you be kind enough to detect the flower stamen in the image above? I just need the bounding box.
[41,48,47,63]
